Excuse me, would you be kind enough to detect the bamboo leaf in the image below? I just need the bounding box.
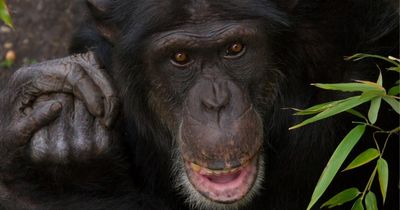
[320,188,360,208]
[365,191,378,210]
[387,67,400,73]
[0,0,13,28]
[312,83,383,93]
[306,125,366,210]
[346,109,367,121]
[290,95,374,130]
[388,56,400,62]
[388,86,400,96]
[346,53,400,68]
[368,97,381,124]
[377,158,389,203]
[293,98,353,116]
[376,71,383,86]
[383,96,400,115]
[351,198,365,210]
[343,148,380,171]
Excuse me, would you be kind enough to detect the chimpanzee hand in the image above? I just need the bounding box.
[0,52,119,164]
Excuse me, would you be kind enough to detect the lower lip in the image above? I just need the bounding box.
[185,158,258,203]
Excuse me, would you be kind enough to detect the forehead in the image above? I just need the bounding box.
[148,20,263,50]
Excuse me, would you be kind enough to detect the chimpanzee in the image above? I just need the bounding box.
[0,0,398,209]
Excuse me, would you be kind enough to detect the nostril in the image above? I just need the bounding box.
[201,94,230,112]
[201,80,231,112]
[202,98,221,111]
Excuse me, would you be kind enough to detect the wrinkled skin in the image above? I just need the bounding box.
[0,52,119,164]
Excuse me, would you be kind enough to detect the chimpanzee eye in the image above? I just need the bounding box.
[224,42,246,59]
[171,51,192,66]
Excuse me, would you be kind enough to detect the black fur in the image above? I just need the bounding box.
[64,0,399,209]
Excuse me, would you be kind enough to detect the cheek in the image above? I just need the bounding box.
[147,80,183,132]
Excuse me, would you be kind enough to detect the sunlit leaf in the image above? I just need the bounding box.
[377,158,388,203]
[321,188,360,208]
[290,95,374,130]
[312,83,384,93]
[346,53,400,68]
[351,198,365,210]
[0,0,13,28]
[368,97,381,124]
[365,191,378,210]
[388,56,400,62]
[306,125,366,210]
[383,96,400,115]
[388,85,400,96]
[343,148,380,171]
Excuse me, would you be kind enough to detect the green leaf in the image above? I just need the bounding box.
[312,83,384,93]
[377,158,389,203]
[346,109,367,121]
[290,95,374,130]
[368,97,381,124]
[387,66,400,73]
[365,191,378,210]
[383,96,400,115]
[320,188,360,208]
[376,71,383,86]
[293,98,351,116]
[359,90,385,100]
[0,0,13,28]
[306,125,366,210]
[388,85,400,96]
[346,53,400,68]
[343,148,380,171]
[351,199,365,210]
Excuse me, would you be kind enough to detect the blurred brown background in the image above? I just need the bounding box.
[0,0,84,87]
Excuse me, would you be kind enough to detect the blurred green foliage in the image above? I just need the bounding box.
[0,0,13,28]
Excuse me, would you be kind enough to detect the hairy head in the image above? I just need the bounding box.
[83,0,290,208]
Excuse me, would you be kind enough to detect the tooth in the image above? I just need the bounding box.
[191,163,201,172]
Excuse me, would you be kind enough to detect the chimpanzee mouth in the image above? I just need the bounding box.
[184,156,259,204]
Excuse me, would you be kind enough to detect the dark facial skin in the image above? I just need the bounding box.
[0,52,119,164]
[144,20,269,170]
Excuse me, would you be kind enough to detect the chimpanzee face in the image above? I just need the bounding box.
[142,19,279,209]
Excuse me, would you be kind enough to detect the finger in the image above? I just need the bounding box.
[30,61,104,118]
[72,100,94,158]
[14,101,62,141]
[76,52,120,127]
[46,94,72,163]
[30,128,50,162]
[93,118,111,154]
[69,66,104,117]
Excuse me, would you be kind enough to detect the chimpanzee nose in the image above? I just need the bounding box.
[201,81,230,112]
[185,78,250,124]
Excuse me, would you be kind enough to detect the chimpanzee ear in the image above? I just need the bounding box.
[87,0,118,43]
[276,0,299,11]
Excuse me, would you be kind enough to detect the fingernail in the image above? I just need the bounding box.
[100,118,110,128]
[51,102,62,112]
[94,104,104,117]
[105,118,113,128]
